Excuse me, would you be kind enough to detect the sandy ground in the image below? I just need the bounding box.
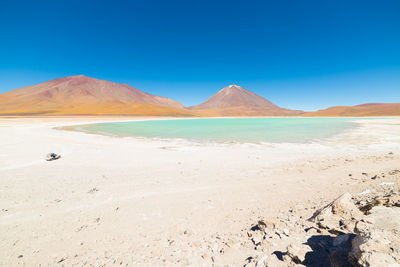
[0,117,400,266]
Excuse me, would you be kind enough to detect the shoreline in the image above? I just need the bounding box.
[57,117,397,149]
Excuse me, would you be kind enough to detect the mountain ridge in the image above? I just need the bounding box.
[1,76,398,116]
[304,103,400,117]
[0,75,187,115]
[189,84,303,116]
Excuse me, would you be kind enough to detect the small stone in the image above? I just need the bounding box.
[275,230,284,239]
[257,220,267,231]
[57,257,66,263]
[283,229,290,236]
[286,243,311,264]
[255,255,268,266]
[264,254,287,266]
[87,187,99,194]
[251,231,265,245]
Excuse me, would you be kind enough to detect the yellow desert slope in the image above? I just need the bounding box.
[305,103,400,117]
[0,75,190,116]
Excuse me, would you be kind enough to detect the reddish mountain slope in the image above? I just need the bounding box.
[189,85,303,116]
[0,75,187,115]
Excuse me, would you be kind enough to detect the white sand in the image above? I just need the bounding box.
[1,117,400,266]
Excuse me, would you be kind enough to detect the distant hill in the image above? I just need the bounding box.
[305,103,400,117]
[0,75,189,115]
[189,85,303,116]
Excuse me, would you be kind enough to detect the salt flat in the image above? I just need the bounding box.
[0,117,400,266]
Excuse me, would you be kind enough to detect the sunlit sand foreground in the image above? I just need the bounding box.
[1,117,400,266]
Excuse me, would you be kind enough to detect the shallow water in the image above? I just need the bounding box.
[73,118,366,143]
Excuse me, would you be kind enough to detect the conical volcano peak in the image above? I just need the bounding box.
[190,84,303,115]
[218,84,246,95]
[193,85,276,109]
[69,74,92,80]
[70,74,86,78]
[53,74,98,84]
[63,74,91,80]
[225,84,243,90]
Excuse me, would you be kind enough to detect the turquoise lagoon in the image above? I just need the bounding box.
[74,118,364,143]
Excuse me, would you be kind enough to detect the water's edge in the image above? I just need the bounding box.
[56,117,380,144]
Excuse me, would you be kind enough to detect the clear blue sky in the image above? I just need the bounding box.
[0,0,399,111]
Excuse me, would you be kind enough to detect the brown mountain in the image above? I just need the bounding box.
[0,75,189,115]
[305,103,400,117]
[189,85,303,116]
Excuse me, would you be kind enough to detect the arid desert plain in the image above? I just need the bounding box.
[1,117,400,266]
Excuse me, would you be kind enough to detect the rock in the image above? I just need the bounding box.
[283,228,290,236]
[274,230,284,239]
[255,255,268,266]
[331,193,363,219]
[57,257,67,263]
[87,187,99,194]
[264,255,287,267]
[257,220,267,231]
[350,232,399,266]
[183,229,192,236]
[305,226,320,236]
[349,206,400,266]
[248,220,275,246]
[358,189,371,196]
[388,169,400,175]
[250,231,265,246]
[379,182,395,186]
[251,219,275,232]
[368,206,400,230]
[388,195,400,207]
[241,182,400,267]
[311,193,363,232]
[286,243,311,264]
[243,256,256,267]
[339,218,357,232]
